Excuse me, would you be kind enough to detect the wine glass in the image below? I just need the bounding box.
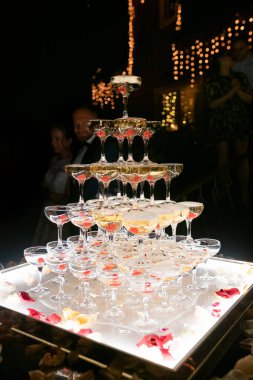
[169,203,190,241]
[193,238,221,284]
[122,209,158,264]
[45,252,70,306]
[163,163,184,201]
[120,164,150,207]
[67,203,96,254]
[178,201,204,241]
[44,205,70,248]
[65,164,93,204]
[24,246,49,296]
[110,75,141,119]
[146,164,167,204]
[113,117,145,163]
[88,119,114,163]
[142,121,160,164]
[128,264,163,332]
[96,255,128,319]
[92,205,123,256]
[69,255,97,313]
[90,163,119,200]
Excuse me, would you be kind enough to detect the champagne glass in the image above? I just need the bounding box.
[122,209,158,264]
[92,205,123,256]
[90,163,119,200]
[44,205,70,248]
[146,164,167,204]
[121,164,150,207]
[96,255,128,319]
[24,246,49,296]
[178,201,204,241]
[193,238,221,284]
[113,117,145,163]
[142,121,160,164]
[65,164,93,204]
[128,265,163,332]
[67,203,95,254]
[110,75,141,119]
[45,252,70,306]
[169,203,190,241]
[163,163,184,201]
[88,120,113,163]
[69,255,97,313]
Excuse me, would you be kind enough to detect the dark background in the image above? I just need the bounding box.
[0,0,252,266]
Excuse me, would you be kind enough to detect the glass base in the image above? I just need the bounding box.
[50,294,70,303]
[103,306,124,320]
[133,317,158,333]
[77,301,97,314]
[30,286,49,297]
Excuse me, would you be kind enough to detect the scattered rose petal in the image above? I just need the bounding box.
[27,308,45,319]
[46,313,61,324]
[212,309,221,318]
[19,291,36,302]
[216,288,240,298]
[212,302,220,307]
[78,328,93,336]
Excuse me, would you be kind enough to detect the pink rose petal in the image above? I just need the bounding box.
[19,291,36,302]
[212,302,220,307]
[137,332,173,360]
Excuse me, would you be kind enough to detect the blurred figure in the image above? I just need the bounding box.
[232,35,253,90]
[204,51,253,205]
[33,122,72,245]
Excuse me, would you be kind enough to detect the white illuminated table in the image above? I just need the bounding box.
[0,257,253,379]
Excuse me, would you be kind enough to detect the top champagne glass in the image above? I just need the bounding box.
[110,75,141,119]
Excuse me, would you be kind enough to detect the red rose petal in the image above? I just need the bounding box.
[216,288,240,298]
[46,313,61,324]
[27,308,46,319]
[78,328,93,336]
[19,291,36,302]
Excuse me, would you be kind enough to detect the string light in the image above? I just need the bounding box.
[161,92,178,130]
[171,15,253,87]
[92,0,145,108]
[175,2,182,31]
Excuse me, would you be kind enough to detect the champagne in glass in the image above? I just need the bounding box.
[178,201,204,241]
[65,164,92,204]
[121,164,150,207]
[163,163,184,201]
[24,246,49,296]
[110,75,141,119]
[88,120,114,163]
[146,164,167,204]
[90,163,119,200]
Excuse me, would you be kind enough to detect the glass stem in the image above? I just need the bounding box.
[140,180,145,199]
[57,225,63,246]
[81,281,90,306]
[118,139,124,162]
[143,139,150,163]
[142,296,150,324]
[149,182,155,204]
[204,259,210,278]
[138,237,144,262]
[122,95,129,118]
[37,267,43,289]
[171,223,178,241]
[192,267,198,286]
[108,232,114,257]
[132,185,138,207]
[57,275,65,303]
[127,138,134,162]
[82,229,88,253]
[79,182,85,203]
[176,273,184,297]
[186,220,192,240]
[165,180,171,201]
[100,139,106,162]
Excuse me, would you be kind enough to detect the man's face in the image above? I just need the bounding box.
[73,109,95,142]
[232,41,249,62]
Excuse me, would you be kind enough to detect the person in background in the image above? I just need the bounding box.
[33,122,72,245]
[232,35,253,91]
[204,51,253,206]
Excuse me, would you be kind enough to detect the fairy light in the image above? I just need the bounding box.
[92,0,145,108]
[175,2,182,31]
[170,15,253,86]
[161,92,178,130]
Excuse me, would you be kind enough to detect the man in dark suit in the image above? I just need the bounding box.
[70,105,101,202]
